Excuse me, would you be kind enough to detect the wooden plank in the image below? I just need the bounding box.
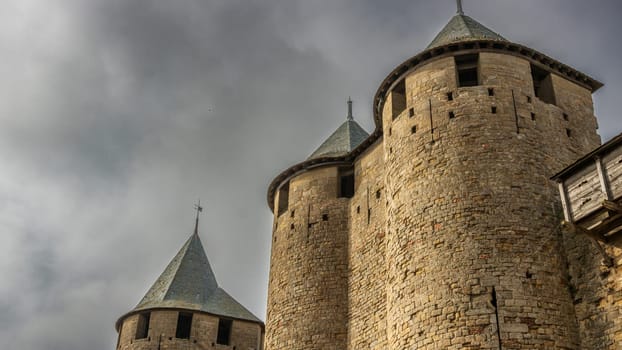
[558,182,571,221]
[591,213,622,237]
[604,149,622,199]
[595,157,613,200]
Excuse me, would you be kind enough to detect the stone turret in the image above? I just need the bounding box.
[265,3,612,349]
[115,219,263,350]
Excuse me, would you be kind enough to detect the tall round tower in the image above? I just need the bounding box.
[265,100,369,350]
[377,6,601,350]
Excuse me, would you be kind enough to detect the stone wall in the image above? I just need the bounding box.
[265,167,349,350]
[264,48,611,349]
[347,141,388,349]
[117,310,262,350]
[381,52,600,349]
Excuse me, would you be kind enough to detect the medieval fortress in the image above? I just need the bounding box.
[115,5,622,350]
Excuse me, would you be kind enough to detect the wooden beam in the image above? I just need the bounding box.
[595,157,613,200]
[562,220,607,242]
[558,182,572,222]
[602,200,622,214]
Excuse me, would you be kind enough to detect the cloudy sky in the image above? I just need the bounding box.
[0,1,620,349]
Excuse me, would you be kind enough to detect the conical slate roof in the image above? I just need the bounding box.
[308,100,369,160]
[131,232,261,323]
[427,14,506,49]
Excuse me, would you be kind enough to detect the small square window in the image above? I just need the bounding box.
[322,214,329,221]
[488,88,494,96]
[449,111,455,119]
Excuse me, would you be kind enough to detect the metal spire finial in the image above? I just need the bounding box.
[456,0,464,14]
[347,97,353,121]
[193,199,203,235]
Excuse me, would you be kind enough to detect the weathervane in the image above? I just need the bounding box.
[457,0,464,15]
[193,199,203,234]
[347,97,354,121]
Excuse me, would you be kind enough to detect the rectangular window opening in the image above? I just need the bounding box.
[408,108,415,118]
[135,313,150,340]
[411,125,417,134]
[277,181,290,217]
[338,167,355,198]
[391,79,406,120]
[449,111,455,119]
[216,318,233,345]
[527,96,532,103]
[488,88,495,96]
[491,106,497,114]
[563,113,569,121]
[531,112,536,121]
[447,92,453,101]
[566,128,572,137]
[175,312,193,339]
[531,64,556,105]
[455,54,479,87]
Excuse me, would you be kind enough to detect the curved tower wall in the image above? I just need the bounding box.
[265,166,349,350]
[347,142,388,349]
[381,51,600,349]
[117,310,263,350]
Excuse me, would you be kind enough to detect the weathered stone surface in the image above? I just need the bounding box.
[264,49,618,350]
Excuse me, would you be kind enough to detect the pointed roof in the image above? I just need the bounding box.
[427,14,506,49]
[308,99,370,160]
[127,232,261,324]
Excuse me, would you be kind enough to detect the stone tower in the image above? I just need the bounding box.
[115,217,264,350]
[265,4,610,350]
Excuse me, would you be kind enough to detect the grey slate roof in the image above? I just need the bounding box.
[131,232,261,323]
[308,119,370,160]
[427,14,506,49]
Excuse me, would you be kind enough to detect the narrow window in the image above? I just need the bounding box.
[448,111,455,119]
[290,210,295,218]
[217,318,233,345]
[411,125,417,134]
[277,182,290,217]
[408,108,415,118]
[566,129,572,137]
[175,312,192,339]
[447,92,453,101]
[531,64,556,105]
[388,127,392,136]
[376,190,381,199]
[527,96,532,103]
[563,113,569,121]
[455,54,479,87]
[491,106,497,114]
[135,313,150,340]
[338,167,355,198]
[531,112,536,121]
[488,88,495,96]
[356,206,360,214]
[391,80,406,119]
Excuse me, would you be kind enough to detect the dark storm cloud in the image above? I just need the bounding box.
[0,1,620,349]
